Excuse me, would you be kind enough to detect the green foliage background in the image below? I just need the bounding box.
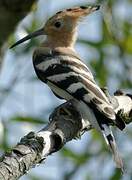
[0,0,132,179]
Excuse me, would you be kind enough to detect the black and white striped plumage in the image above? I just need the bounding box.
[33,47,125,171]
[9,4,126,171]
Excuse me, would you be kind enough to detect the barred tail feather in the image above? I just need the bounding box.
[102,124,124,173]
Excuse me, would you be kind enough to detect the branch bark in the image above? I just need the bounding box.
[0,0,37,68]
[0,91,131,180]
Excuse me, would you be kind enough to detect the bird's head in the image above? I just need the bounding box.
[10,5,100,49]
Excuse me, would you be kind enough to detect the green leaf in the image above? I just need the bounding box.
[11,116,46,124]
[110,169,122,180]
[61,147,90,165]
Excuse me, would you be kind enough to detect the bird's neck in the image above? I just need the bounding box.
[41,30,77,49]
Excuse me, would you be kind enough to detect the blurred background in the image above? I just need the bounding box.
[0,0,132,179]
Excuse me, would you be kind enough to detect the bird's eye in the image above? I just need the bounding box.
[54,21,62,28]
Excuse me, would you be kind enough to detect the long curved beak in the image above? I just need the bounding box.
[10,28,44,49]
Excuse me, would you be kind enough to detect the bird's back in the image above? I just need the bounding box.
[33,47,125,130]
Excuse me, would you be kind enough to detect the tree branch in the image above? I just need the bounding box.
[0,0,37,68]
[0,91,131,179]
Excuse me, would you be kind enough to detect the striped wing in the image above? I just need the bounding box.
[33,50,116,121]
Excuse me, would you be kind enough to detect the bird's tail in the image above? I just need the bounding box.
[102,124,124,173]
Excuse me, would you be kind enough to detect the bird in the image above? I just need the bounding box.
[10,5,125,171]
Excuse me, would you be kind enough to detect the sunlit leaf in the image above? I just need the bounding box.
[121,36,132,54]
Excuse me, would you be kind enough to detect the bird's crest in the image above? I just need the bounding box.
[54,5,100,18]
[10,5,100,48]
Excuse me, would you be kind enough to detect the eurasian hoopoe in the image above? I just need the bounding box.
[10,5,125,171]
